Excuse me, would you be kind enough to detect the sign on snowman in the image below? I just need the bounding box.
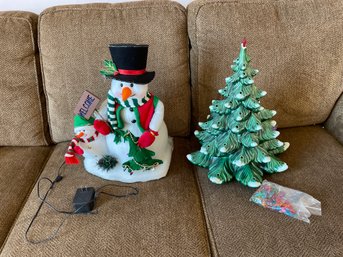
[65,44,173,183]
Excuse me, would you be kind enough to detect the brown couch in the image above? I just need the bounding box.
[0,0,342,256]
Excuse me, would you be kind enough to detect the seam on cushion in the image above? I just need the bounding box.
[185,40,191,137]
[193,166,219,257]
[0,16,48,146]
[38,14,56,144]
[186,138,212,256]
[38,2,187,142]
[0,145,56,253]
[30,18,51,146]
[35,50,53,145]
[187,135,217,256]
[189,5,224,254]
[191,1,211,127]
[192,3,203,129]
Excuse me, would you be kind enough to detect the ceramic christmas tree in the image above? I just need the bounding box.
[90,44,173,183]
[187,40,289,187]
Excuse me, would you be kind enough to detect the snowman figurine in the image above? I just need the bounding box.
[92,44,173,183]
[65,115,115,173]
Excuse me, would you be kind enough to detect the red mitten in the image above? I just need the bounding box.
[73,146,84,155]
[94,119,111,135]
[137,130,158,148]
[65,156,79,165]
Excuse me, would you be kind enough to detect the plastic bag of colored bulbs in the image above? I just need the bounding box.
[250,180,321,223]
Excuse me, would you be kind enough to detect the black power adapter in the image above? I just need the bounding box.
[72,187,95,213]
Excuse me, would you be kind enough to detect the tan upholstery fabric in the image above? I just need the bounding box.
[188,0,343,128]
[194,126,343,257]
[325,93,343,144]
[0,146,52,247]
[0,12,49,146]
[1,138,210,257]
[39,1,190,143]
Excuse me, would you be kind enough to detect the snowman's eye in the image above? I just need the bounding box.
[120,83,123,87]
[130,83,134,88]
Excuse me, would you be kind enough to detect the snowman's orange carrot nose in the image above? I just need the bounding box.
[122,87,132,101]
[76,131,84,138]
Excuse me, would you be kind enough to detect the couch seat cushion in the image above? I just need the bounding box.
[194,126,343,256]
[0,146,52,247]
[0,138,210,256]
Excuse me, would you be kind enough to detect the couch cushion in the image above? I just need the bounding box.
[0,11,50,146]
[0,138,210,256]
[193,126,343,256]
[39,1,190,143]
[188,0,343,128]
[0,146,52,247]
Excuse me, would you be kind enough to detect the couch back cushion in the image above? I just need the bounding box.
[188,0,343,128]
[39,1,190,143]
[0,12,49,146]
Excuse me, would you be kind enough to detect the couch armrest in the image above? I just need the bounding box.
[325,93,343,144]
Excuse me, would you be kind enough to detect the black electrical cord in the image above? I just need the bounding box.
[25,162,139,244]
[95,184,139,198]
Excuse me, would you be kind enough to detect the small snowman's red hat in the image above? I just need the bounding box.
[100,44,155,84]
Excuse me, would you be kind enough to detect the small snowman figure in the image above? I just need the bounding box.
[94,44,173,182]
[65,115,116,174]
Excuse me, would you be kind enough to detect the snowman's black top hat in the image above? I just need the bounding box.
[107,44,155,84]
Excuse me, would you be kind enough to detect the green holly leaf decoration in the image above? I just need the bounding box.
[100,60,118,77]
